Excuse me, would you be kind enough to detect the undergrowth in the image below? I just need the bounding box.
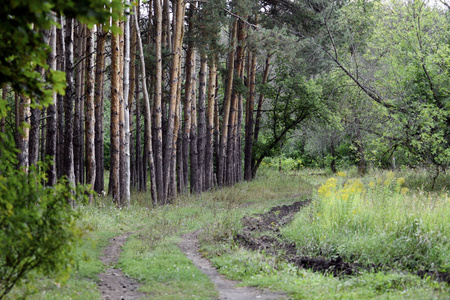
[283,170,450,273]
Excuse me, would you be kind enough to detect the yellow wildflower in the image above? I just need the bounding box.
[397,177,406,186]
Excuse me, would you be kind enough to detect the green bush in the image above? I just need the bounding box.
[0,164,86,299]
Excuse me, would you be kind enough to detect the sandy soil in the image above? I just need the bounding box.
[179,230,286,300]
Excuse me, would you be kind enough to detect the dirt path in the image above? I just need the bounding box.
[98,233,147,300]
[179,230,285,300]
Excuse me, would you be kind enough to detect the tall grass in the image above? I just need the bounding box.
[283,170,450,272]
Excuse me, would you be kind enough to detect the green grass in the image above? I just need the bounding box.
[7,168,450,299]
[206,246,449,299]
[282,169,450,272]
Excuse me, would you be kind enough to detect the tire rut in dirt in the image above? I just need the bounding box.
[235,200,450,283]
[179,230,286,300]
[235,200,371,276]
[98,233,147,300]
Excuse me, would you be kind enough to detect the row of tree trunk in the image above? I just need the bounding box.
[7,1,271,206]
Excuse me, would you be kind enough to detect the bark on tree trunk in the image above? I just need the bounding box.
[46,24,58,186]
[85,26,96,202]
[63,18,75,184]
[135,5,158,203]
[252,53,271,177]
[244,51,256,181]
[218,20,237,186]
[74,22,85,184]
[122,1,131,206]
[110,19,121,203]
[205,58,217,190]
[154,0,164,202]
[183,8,196,193]
[164,0,185,202]
[197,55,207,192]
[94,26,106,194]
[56,16,66,180]
[17,94,31,171]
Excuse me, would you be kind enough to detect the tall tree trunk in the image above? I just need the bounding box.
[135,74,143,191]
[46,24,57,186]
[28,105,41,166]
[205,58,217,190]
[183,6,196,193]
[135,5,158,203]
[63,18,75,184]
[218,20,237,186]
[85,26,96,201]
[74,22,85,184]
[154,0,164,201]
[244,50,256,181]
[94,26,106,194]
[129,15,137,189]
[226,20,246,185]
[122,0,131,206]
[252,53,271,177]
[118,20,126,205]
[164,0,185,202]
[110,18,121,203]
[197,55,207,192]
[17,94,31,171]
[56,16,66,180]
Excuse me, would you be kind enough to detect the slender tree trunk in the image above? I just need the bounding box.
[46,24,57,186]
[252,53,271,177]
[154,0,164,201]
[17,94,31,171]
[94,26,106,194]
[226,20,246,185]
[74,22,84,184]
[164,0,185,202]
[218,20,237,186]
[118,20,126,205]
[197,55,207,192]
[63,18,75,184]
[205,58,217,190]
[183,7,196,193]
[190,89,199,194]
[135,5,158,203]
[85,26,96,201]
[135,73,143,191]
[129,15,137,189]
[244,51,256,181]
[110,18,121,203]
[56,16,66,180]
[121,0,131,206]
[28,104,41,166]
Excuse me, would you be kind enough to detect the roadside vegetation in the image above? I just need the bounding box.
[5,165,450,299]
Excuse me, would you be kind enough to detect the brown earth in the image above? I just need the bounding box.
[98,233,147,300]
[234,200,450,283]
[179,230,286,300]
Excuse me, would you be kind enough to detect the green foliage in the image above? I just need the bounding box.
[0,0,123,109]
[283,170,450,273]
[253,57,322,165]
[0,163,87,299]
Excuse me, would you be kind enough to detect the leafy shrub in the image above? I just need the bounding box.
[0,164,86,299]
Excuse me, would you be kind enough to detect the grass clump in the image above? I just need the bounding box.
[283,170,450,272]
